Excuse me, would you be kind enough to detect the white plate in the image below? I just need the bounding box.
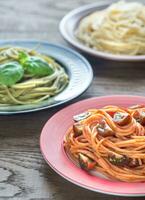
[59,0,145,62]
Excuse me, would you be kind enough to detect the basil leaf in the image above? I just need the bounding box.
[0,62,24,86]
[19,51,28,65]
[19,52,54,77]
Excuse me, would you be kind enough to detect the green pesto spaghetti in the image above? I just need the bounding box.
[0,46,69,105]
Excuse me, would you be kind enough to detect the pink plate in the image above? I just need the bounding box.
[40,95,145,196]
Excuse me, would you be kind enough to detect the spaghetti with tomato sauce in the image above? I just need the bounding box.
[64,105,145,182]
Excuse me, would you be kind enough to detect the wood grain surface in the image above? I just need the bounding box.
[0,0,145,199]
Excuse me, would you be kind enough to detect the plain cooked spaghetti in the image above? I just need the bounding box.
[64,105,145,182]
[76,1,145,55]
[0,47,69,105]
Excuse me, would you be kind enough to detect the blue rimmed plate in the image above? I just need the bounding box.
[0,40,93,114]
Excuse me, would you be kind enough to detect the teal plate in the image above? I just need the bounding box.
[0,40,93,114]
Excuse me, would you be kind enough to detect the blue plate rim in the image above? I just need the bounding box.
[0,39,93,115]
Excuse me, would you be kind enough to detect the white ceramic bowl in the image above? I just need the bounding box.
[59,0,145,61]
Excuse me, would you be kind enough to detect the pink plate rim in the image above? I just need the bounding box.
[40,95,145,196]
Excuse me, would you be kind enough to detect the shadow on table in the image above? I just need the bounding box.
[85,54,145,77]
[42,165,144,200]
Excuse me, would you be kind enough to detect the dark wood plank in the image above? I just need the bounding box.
[0,0,145,199]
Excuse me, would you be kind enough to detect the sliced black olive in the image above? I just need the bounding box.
[108,155,129,166]
[78,153,96,171]
[96,120,114,137]
[113,112,131,126]
[73,123,83,137]
[73,112,91,122]
[133,110,145,125]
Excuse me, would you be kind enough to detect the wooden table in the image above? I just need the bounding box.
[0,0,145,199]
